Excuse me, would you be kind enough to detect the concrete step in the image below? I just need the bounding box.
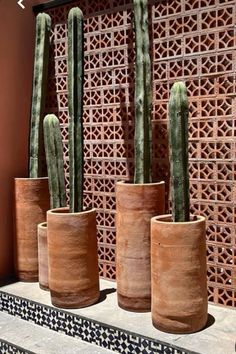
[0,279,235,354]
[0,311,114,354]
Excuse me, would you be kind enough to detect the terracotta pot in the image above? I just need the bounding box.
[151,214,208,334]
[116,181,165,312]
[37,222,49,290]
[14,177,50,281]
[47,207,100,309]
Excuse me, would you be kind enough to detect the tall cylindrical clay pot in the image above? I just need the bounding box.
[47,207,100,309]
[116,181,165,312]
[151,214,208,334]
[38,222,49,290]
[14,178,50,281]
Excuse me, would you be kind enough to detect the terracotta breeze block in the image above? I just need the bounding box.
[40,0,236,307]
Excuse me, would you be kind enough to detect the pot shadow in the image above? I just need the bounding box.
[186,314,215,334]
[96,287,117,304]
[203,313,215,330]
[0,276,17,288]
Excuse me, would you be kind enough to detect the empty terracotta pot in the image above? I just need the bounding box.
[151,214,208,334]
[37,222,49,290]
[14,177,50,281]
[47,207,100,309]
[116,181,165,312]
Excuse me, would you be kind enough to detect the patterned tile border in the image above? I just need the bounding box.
[0,339,35,354]
[0,291,199,354]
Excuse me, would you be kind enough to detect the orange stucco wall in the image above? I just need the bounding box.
[0,0,53,279]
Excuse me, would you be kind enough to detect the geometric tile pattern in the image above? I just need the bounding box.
[37,0,236,307]
[0,291,197,354]
[0,339,35,354]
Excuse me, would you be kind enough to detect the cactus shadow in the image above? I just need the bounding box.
[118,20,135,182]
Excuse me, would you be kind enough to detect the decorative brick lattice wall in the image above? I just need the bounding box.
[42,0,236,307]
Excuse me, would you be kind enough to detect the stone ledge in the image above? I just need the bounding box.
[0,279,235,354]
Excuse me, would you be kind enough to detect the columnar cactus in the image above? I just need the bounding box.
[133,0,152,184]
[168,82,190,222]
[29,13,51,178]
[43,114,66,209]
[68,7,84,213]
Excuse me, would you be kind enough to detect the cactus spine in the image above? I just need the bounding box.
[169,82,190,222]
[68,7,84,213]
[43,114,66,209]
[29,13,51,178]
[133,0,152,184]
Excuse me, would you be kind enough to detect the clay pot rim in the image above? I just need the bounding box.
[47,207,96,216]
[15,177,49,181]
[116,180,165,187]
[38,222,47,229]
[152,214,205,225]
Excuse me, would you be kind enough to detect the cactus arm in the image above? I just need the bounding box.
[68,7,84,213]
[29,13,51,178]
[169,82,190,222]
[133,0,152,184]
[43,114,66,209]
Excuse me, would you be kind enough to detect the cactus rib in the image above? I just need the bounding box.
[169,82,190,222]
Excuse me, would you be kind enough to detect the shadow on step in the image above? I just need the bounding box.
[203,313,215,330]
[0,276,17,288]
[97,287,116,303]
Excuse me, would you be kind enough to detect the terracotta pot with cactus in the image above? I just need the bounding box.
[116,0,165,312]
[151,82,208,334]
[14,13,51,281]
[46,7,100,309]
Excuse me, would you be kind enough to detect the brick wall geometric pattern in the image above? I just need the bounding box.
[41,0,236,307]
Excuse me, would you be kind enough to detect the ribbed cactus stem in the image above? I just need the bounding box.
[133,0,152,184]
[68,7,84,213]
[29,13,51,178]
[169,82,190,222]
[43,114,66,209]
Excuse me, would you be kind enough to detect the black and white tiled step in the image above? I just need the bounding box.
[0,279,235,354]
[0,310,114,354]
[0,338,35,354]
[0,288,197,354]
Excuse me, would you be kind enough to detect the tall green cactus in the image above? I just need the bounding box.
[133,0,152,184]
[43,114,66,209]
[169,82,190,222]
[29,13,51,178]
[68,7,84,213]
